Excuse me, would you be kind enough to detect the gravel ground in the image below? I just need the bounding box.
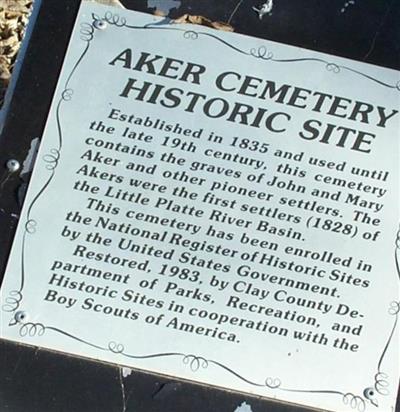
[0,0,32,107]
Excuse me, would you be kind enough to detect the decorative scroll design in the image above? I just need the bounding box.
[183,355,209,372]
[3,10,399,412]
[19,322,46,338]
[371,300,400,398]
[2,290,23,313]
[395,225,400,281]
[90,12,399,90]
[2,19,96,316]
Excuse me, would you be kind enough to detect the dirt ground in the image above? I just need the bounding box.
[0,0,32,107]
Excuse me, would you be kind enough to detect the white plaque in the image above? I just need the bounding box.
[1,3,399,411]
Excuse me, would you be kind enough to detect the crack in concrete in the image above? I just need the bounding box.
[227,0,245,24]
[119,367,127,412]
[363,0,395,61]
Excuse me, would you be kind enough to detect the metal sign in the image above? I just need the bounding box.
[0,3,399,411]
